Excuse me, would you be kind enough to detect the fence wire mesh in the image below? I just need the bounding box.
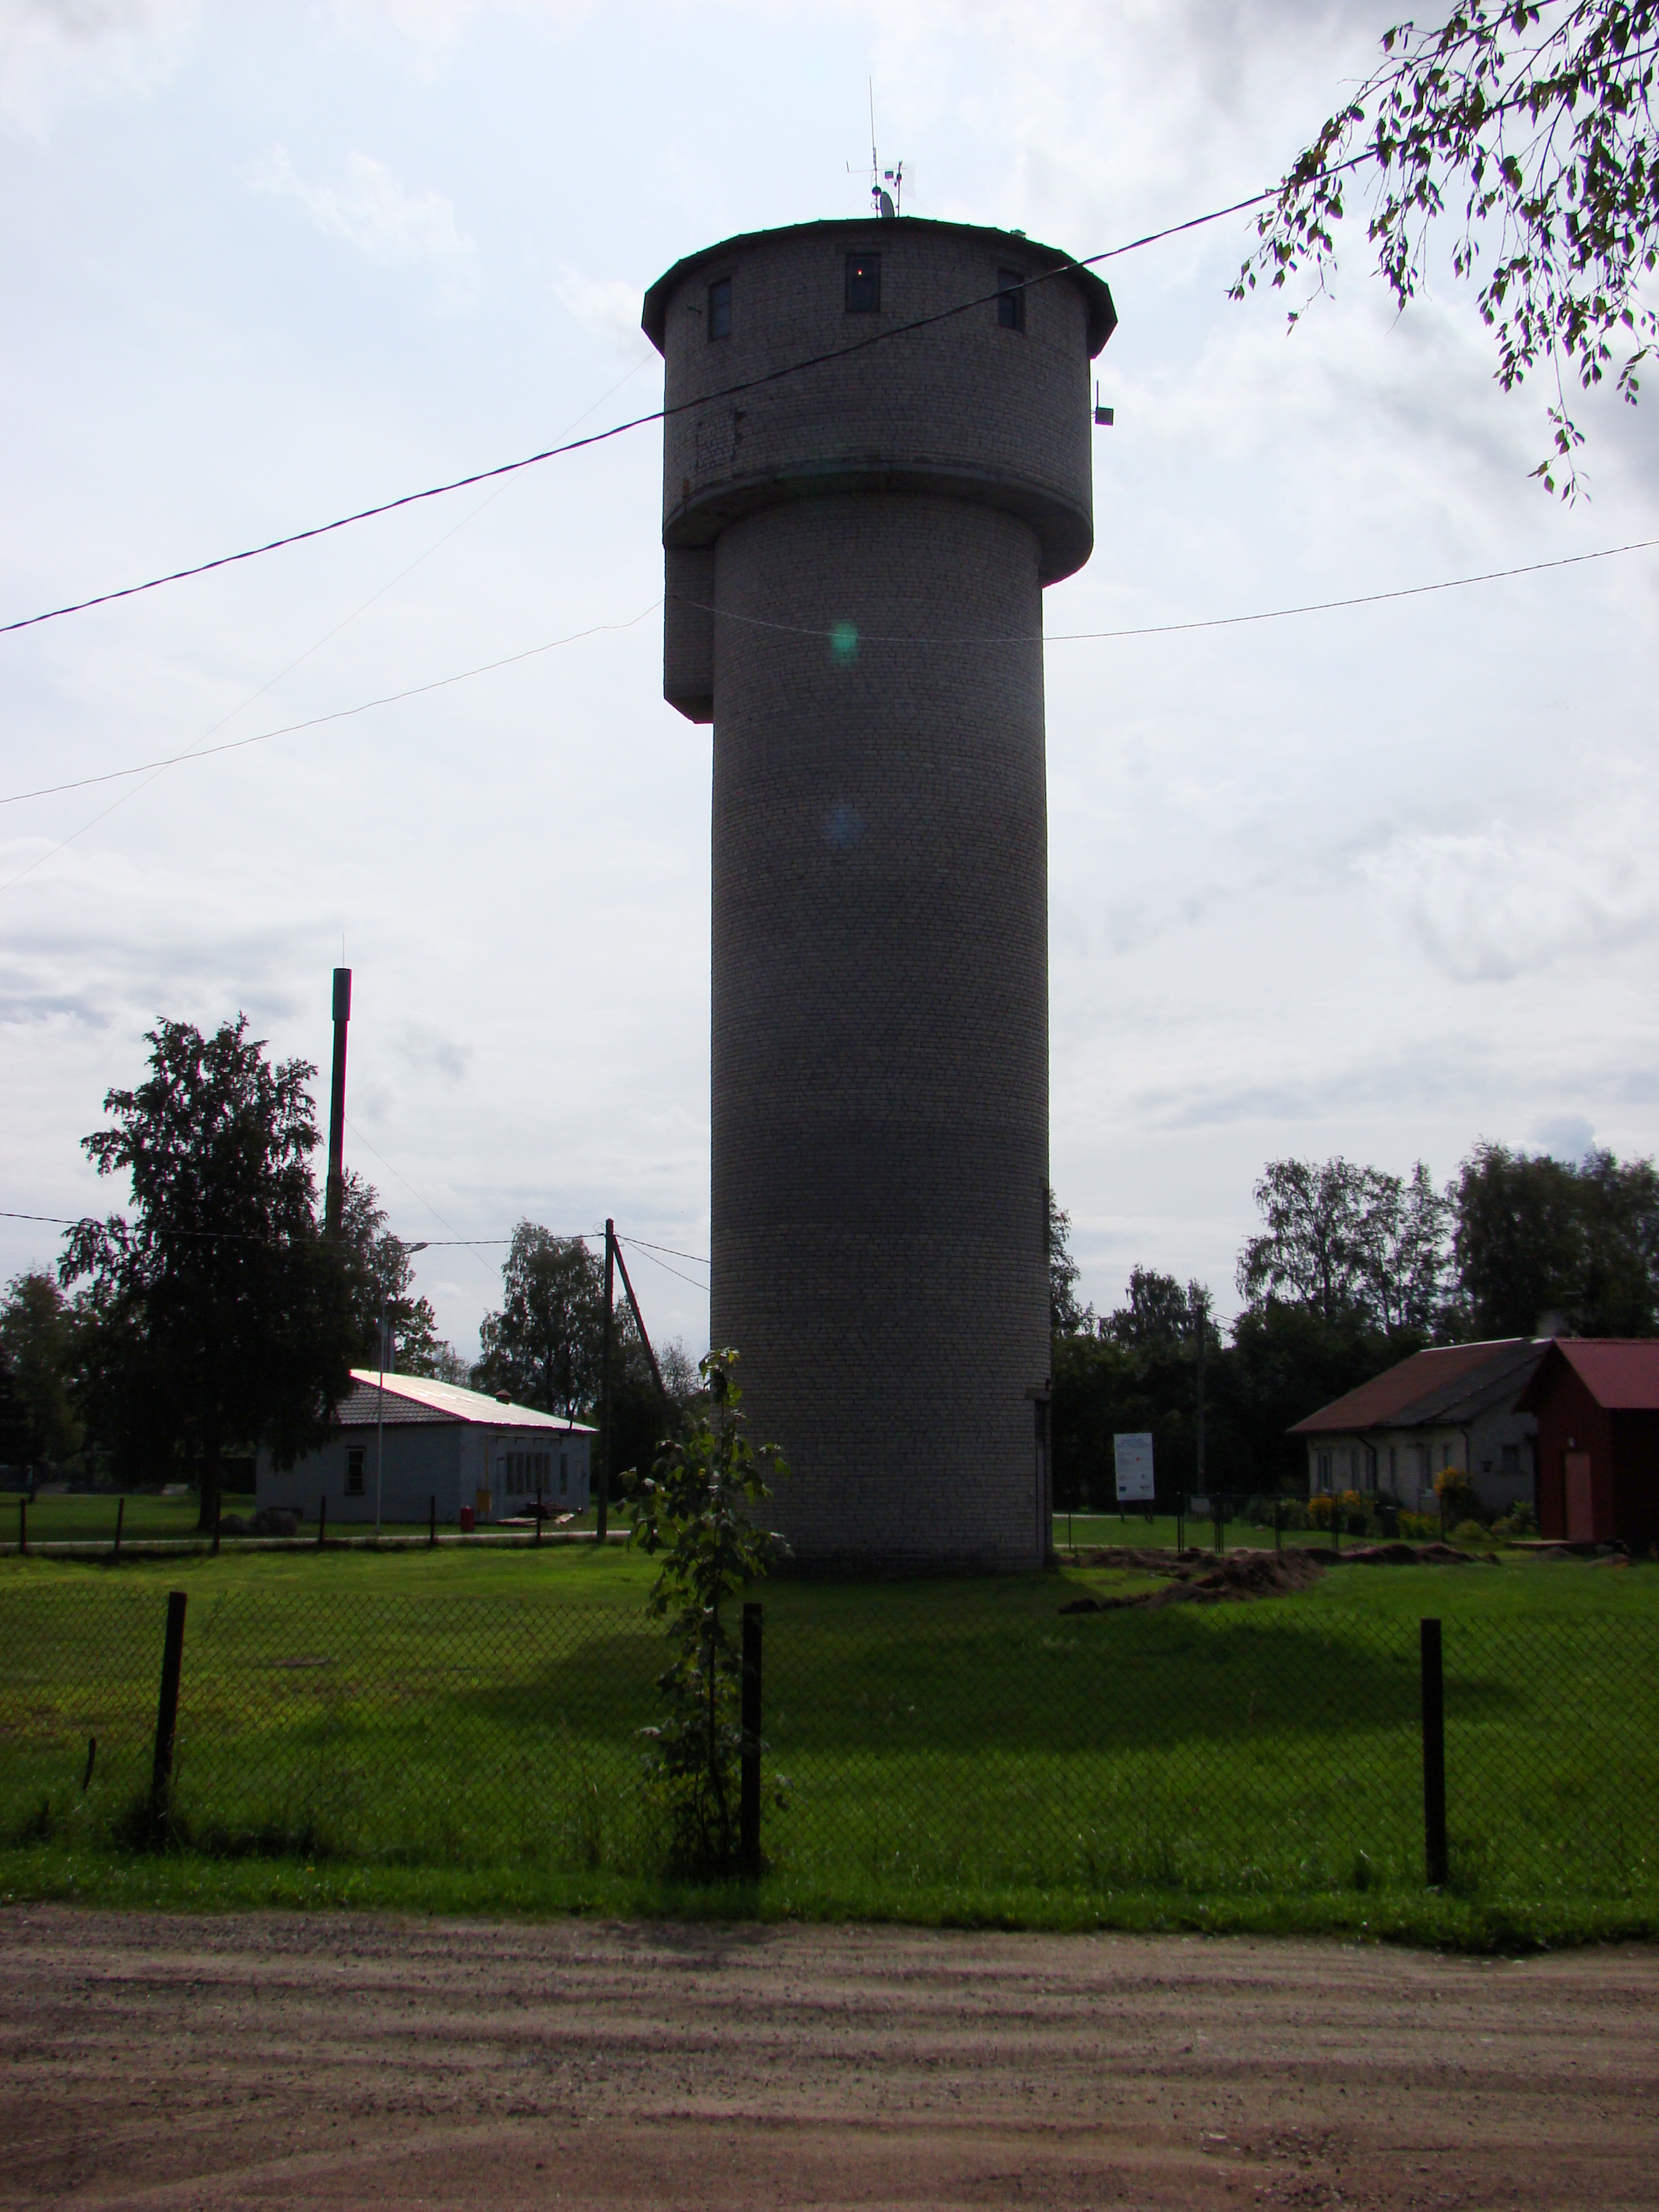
[2,1584,1655,1903]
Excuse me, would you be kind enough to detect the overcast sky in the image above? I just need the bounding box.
[3,0,1656,1364]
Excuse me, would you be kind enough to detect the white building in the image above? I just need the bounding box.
[1290,1338,1547,1518]
[258,1370,594,1527]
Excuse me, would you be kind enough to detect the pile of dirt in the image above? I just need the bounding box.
[1336,1539,1496,1565]
[1059,1548,1325,1613]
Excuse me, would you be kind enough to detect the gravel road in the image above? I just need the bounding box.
[3,1908,1655,2208]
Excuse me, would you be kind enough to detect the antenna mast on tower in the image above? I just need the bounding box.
[867,79,903,218]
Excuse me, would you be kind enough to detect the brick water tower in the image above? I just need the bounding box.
[642,215,1115,1570]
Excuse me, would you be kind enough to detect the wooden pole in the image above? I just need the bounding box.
[739,1602,762,1877]
[150,1591,188,1827]
[596,1220,615,1542]
[1420,1617,1448,1887]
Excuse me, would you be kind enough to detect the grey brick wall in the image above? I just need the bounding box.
[644,218,1111,1570]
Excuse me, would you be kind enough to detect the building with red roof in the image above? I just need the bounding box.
[1516,1340,1659,1547]
[1289,1338,1546,1517]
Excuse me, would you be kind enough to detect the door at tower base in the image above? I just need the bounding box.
[644,216,1115,1571]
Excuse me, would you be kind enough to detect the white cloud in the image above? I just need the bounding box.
[1356,812,1659,985]
[252,145,476,293]
[0,0,199,136]
[550,262,653,357]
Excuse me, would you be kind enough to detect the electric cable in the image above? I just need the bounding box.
[671,537,1659,650]
[7,537,1650,815]
[619,1235,710,1267]
[0,600,660,808]
[619,1241,710,1294]
[0,176,1340,640]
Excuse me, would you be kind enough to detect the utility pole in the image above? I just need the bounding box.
[596,1218,615,1541]
[325,968,351,1238]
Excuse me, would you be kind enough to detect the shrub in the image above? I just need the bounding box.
[1399,1509,1439,1540]
[624,1347,787,1877]
[1305,1492,1334,1530]
[1434,1467,1483,1525]
[1492,1500,1539,1540]
[1452,1517,1488,1544]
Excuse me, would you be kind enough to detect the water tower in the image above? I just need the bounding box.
[642,215,1115,1569]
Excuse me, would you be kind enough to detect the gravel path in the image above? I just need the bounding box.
[3,1908,1656,2207]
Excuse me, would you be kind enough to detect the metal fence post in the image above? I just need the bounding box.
[114,1496,125,1560]
[739,1601,762,1877]
[1176,1504,1184,1554]
[1420,1616,1448,1887]
[150,1591,188,1829]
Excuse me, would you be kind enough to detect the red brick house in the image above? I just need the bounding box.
[1516,1340,1659,1549]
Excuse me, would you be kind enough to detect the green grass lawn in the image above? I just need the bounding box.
[2,1542,1654,1948]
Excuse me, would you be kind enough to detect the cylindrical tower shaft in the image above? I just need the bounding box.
[644,218,1114,1570]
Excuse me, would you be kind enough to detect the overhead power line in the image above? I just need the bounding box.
[4,540,1650,815]
[678,538,1659,649]
[0,182,1305,640]
[0,600,659,808]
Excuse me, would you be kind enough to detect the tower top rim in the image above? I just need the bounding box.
[641,216,1117,359]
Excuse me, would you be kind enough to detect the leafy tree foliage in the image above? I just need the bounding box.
[1236,1158,1449,1331]
[60,1016,354,1527]
[1100,1266,1217,1354]
[474,1223,605,1418]
[624,1350,786,1875]
[1046,1189,1093,1335]
[0,1271,84,1467]
[335,1171,456,1378]
[1453,1139,1659,1332]
[1235,1,1659,494]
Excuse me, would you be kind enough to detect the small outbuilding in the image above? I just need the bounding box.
[1516,1339,1659,1548]
[257,1370,594,1528]
[1289,1338,1546,1518]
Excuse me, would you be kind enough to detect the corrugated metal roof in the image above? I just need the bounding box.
[1517,1339,1659,1412]
[1289,1338,1545,1436]
[335,1371,596,1433]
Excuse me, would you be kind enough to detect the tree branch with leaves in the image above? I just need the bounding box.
[1235,1,1659,494]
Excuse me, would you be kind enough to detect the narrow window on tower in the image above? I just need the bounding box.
[996,268,1026,331]
[844,251,880,312]
[708,276,732,340]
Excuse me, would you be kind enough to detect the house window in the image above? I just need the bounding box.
[708,276,731,340]
[996,268,1026,331]
[1364,1446,1378,1490]
[345,1446,365,1497]
[845,251,880,312]
[1389,1446,1397,1484]
[1502,1443,1521,1474]
[1315,1450,1332,1489]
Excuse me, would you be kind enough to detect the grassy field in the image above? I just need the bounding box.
[1,1542,1655,1948]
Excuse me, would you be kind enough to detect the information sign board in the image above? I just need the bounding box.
[1113,1431,1155,1504]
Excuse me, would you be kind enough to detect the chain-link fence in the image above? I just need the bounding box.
[2,1584,1655,1903]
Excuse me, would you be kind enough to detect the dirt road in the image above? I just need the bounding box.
[3,1908,1655,2208]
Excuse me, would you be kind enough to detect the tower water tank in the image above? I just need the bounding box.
[642,218,1115,1568]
